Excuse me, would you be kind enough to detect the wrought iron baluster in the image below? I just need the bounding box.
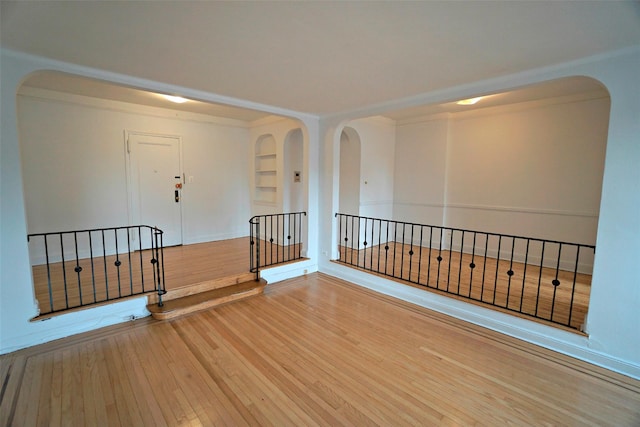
[408,224,415,283]
[436,227,443,289]
[446,229,454,292]
[427,226,433,288]
[550,243,563,323]
[519,239,530,312]
[138,226,145,292]
[127,228,133,295]
[469,232,477,298]
[506,237,516,309]
[417,226,424,286]
[493,236,502,305]
[481,233,489,301]
[73,232,84,306]
[114,229,122,298]
[568,246,581,327]
[535,241,546,318]
[103,230,109,301]
[60,233,69,309]
[44,235,54,312]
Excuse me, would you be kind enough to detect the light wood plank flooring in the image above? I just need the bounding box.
[2,273,638,426]
[31,238,251,314]
[339,243,591,331]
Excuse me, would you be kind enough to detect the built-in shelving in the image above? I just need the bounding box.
[254,136,277,205]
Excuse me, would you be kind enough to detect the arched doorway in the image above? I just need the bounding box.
[339,127,361,216]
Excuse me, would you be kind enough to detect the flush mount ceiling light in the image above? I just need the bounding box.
[456,96,483,105]
[161,94,189,103]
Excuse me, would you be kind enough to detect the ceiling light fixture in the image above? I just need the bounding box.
[456,96,483,105]
[161,94,189,103]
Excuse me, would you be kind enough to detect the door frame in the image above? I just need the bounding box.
[124,130,185,246]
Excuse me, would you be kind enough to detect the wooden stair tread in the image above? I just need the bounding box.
[148,279,266,320]
[147,271,257,304]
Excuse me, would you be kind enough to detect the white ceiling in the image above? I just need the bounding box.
[2,1,639,117]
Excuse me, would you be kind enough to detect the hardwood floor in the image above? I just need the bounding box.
[31,238,251,315]
[2,273,638,426]
[339,242,591,331]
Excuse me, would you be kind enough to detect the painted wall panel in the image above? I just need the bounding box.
[393,97,608,248]
[447,98,608,226]
[393,117,449,225]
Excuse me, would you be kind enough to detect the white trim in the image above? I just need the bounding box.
[183,230,249,245]
[260,259,318,284]
[360,200,394,207]
[18,87,251,128]
[249,115,291,128]
[358,115,396,126]
[6,48,317,122]
[446,202,599,218]
[451,91,609,121]
[393,201,598,218]
[323,45,640,123]
[394,90,609,126]
[393,201,446,209]
[395,112,452,127]
[1,297,151,355]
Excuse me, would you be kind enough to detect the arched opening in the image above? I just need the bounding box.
[339,127,361,216]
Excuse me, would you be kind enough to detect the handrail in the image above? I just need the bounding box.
[249,212,307,280]
[335,213,595,331]
[27,225,167,315]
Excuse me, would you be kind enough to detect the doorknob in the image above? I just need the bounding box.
[175,190,180,203]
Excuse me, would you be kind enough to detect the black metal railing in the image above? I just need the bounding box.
[249,212,307,280]
[335,213,596,331]
[27,225,167,315]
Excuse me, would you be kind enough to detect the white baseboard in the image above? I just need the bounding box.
[183,230,248,245]
[260,260,318,284]
[0,297,150,355]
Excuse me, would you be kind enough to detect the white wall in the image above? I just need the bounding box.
[394,96,607,240]
[321,48,640,379]
[18,90,251,250]
[393,115,449,225]
[445,96,607,244]
[283,128,305,213]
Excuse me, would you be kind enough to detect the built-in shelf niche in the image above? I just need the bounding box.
[254,135,277,204]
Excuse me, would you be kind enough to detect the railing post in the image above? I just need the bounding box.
[153,228,164,307]
[255,219,261,281]
[249,212,306,279]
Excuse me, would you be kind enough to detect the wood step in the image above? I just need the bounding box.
[147,271,257,304]
[147,279,266,320]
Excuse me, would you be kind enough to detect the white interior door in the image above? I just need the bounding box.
[127,132,183,247]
